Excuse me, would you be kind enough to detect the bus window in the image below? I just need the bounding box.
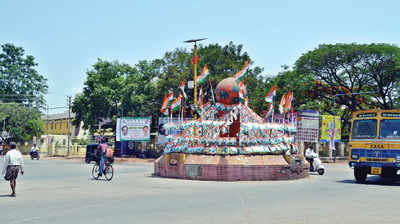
[379,119,400,139]
[351,119,377,139]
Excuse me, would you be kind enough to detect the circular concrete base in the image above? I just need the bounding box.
[154,153,309,181]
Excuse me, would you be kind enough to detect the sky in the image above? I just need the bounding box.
[1,0,399,113]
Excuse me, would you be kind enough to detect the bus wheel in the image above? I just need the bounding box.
[354,167,367,183]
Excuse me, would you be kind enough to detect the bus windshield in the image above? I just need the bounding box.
[352,119,377,139]
[379,119,400,139]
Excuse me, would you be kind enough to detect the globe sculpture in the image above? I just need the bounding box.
[154,77,309,181]
[215,77,246,105]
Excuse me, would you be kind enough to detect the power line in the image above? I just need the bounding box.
[0,94,36,96]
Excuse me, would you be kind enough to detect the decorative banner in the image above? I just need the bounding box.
[116,117,151,142]
[321,115,341,142]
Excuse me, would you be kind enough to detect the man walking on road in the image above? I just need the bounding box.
[2,142,24,197]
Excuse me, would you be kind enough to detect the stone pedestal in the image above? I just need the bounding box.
[154,154,309,181]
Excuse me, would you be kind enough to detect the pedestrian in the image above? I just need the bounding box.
[2,142,24,197]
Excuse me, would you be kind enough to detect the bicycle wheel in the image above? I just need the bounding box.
[92,164,100,179]
[104,165,114,181]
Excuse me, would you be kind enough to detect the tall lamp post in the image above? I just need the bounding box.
[184,38,207,137]
[332,91,376,162]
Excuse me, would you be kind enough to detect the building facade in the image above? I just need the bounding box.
[42,112,88,139]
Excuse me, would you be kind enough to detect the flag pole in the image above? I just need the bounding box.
[181,96,184,121]
[208,78,215,104]
[184,38,207,137]
[170,107,172,123]
[272,99,274,123]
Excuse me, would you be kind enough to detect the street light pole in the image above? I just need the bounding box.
[184,38,207,137]
[67,96,72,157]
[332,91,375,162]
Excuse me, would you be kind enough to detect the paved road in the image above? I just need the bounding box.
[1,158,400,224]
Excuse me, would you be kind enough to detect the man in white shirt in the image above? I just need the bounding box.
[2,142,24,197]
[305,146,315,171]
[31,144,38,152]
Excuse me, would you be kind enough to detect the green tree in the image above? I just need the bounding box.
[295,43,400,111]
[294,43,400,140]
[0,102,44,142]
[395,78,400,107]
[269,67,317,112]
[72,59,135,132]
[0,43,48,108]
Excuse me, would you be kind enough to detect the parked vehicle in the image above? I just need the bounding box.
[85,144,98,164]
[348,109,400,183]
[307,152,325,175]
[30,150,40,160]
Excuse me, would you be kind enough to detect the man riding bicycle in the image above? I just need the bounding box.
[96,138,113,177]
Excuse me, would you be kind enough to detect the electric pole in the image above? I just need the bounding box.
[67,96,71,156]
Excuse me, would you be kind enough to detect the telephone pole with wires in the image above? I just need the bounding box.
[67,96,72,156]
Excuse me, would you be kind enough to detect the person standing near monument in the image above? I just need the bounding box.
[2,142,24,197]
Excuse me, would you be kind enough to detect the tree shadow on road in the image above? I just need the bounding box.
[337,176,400,186]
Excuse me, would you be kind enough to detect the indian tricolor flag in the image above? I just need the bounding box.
[279,93,286,114]
[167,91,174,106]
[265,103,274,118]
[171,95,182,113]
[160,93,169,114]
[265,85,277,103]
[180,79,187,99]
[197,65,209,85]
[285,91,293,112]
[233,59,250,82]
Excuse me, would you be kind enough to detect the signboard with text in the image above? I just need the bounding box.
[116,117,151,142]
[321,115,341,142]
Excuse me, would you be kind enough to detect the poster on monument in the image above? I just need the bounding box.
[116,117,151,142]
[158,117,191,144]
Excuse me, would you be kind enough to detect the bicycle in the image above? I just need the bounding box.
[91,159,114,181]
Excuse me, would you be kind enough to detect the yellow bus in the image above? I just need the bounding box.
[349,109,400,183]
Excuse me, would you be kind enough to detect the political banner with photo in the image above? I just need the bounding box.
[116,117,151,142]
[158,117,192,144]
[321,115,341,142]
